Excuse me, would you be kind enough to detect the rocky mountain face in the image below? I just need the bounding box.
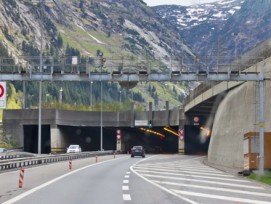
[0,0,194,109]
[154,0,271,59]
[0,0,195,59]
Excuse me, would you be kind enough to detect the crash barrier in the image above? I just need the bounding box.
[0,151,114,171]
[0,154,29,160]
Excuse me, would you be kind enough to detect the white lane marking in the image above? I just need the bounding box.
[172,189,271,204]
[123,180,129,184]
[141,174,263,189]
[123,194,131,201]
[126,171,131,174]
[130,156,199,204]
[2,156,129,204]
[125,175,130,178]
[122,186,129,191]
[133,166,233,177]
[135,169,248,183]
[135,164,223,173]
[154,180,271,197]
[136,162,219,169]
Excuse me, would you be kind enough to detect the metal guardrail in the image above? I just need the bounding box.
[0,154,29,160]
[0,151,114,171]
[0,55,264,74]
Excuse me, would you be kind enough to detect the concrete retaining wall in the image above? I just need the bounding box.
[208,57,271,169]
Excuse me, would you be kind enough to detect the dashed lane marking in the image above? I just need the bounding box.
[123,180,129,184]
[123,194,131,201]
[122,186,129,191]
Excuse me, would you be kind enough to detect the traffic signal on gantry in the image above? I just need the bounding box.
[148,120,152,128]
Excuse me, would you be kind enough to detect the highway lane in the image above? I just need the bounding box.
[0,154,126,203]
[1,154,182,204]
[2,154,271,204]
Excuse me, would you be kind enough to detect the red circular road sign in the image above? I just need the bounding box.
[193,116,199,123]
[116,129,122,140]
[179,129,184,141]
[0,85,4,98]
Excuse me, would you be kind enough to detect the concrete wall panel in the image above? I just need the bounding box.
[208,57,271,169]
[202,89,213,101]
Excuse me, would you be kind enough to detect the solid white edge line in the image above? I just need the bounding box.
[3,156,129,204]
[130,155,199,204]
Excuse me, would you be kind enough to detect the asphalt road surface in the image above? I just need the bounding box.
[1,154,271,204]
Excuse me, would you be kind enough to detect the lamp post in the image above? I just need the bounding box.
[119,90,122,108]
[90,81,93,108]
[99,51,103,151]
[59,87,63,103]
[46,93,49,103]
[38,0,44,154]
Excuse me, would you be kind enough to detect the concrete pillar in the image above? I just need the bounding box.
[130,102,134,128]
[50,125,67,153]
[149,102,153,121]
[165,101,169,126]
[179,109,186,151]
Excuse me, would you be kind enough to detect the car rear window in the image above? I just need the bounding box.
[132,146,142,150]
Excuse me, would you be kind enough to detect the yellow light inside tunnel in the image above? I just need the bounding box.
[163,127,179,137]
[200,127,211,137]
[140,128,165,137]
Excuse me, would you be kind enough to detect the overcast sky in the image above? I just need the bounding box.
[143,0,220,6]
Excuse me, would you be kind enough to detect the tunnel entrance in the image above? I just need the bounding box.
[121,126,179,154]
[57,125,178,153]
[58,126,116,151]
[184,125,210,155]
[23,125,51,154]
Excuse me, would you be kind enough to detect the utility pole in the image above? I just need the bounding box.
[38,0,44,154]
[99,51,103,151]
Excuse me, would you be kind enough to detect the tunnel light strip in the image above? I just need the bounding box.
[200,127,211,137]
[140,128,165,137]
[163,127,179,137]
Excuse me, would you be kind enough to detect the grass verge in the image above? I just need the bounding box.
[248,171,271,186]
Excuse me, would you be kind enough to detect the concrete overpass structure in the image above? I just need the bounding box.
[3,103,183,154]
[183,39,271,172]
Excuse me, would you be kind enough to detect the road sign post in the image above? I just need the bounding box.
[116,129,122,152]
[0,82,6,109]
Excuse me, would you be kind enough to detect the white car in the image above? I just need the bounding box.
[67,145,82,153]
[0,148,7,153]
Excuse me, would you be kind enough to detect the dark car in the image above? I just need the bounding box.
[131,146,145,158]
